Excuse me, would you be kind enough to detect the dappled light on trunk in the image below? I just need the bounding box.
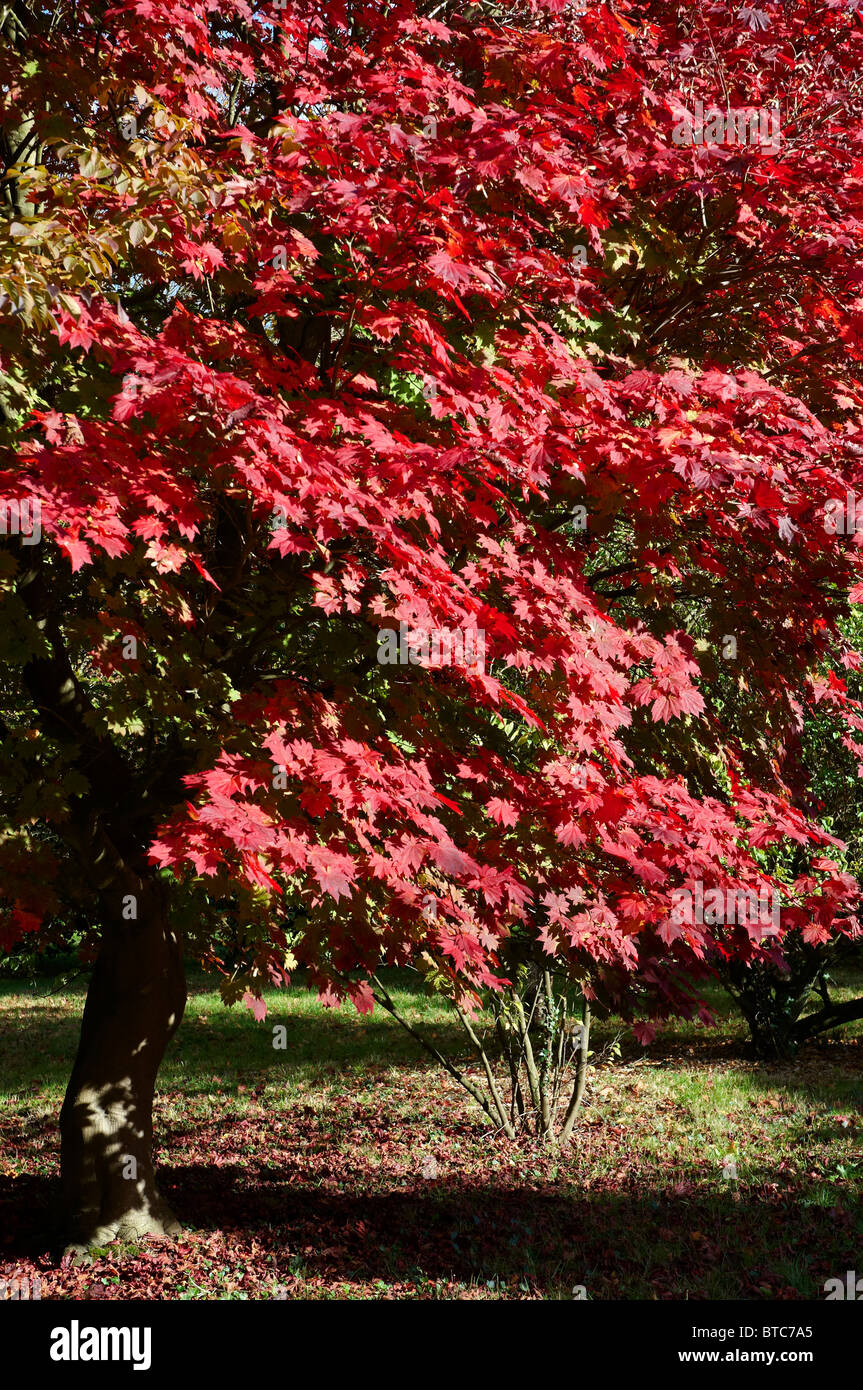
[60,890,185,1250]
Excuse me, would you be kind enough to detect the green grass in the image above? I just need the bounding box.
[1,965,862,1299]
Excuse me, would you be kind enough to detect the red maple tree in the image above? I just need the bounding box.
[1,0,862,1241]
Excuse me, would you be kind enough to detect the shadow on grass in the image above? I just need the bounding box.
[0,970,472,1095]
[162,1013,472,1093]
[5,996,863,1117]
[1,1163,859,1299]
[35,973,771,1107]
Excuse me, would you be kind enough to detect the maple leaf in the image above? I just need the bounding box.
[427,249,472,289]
[242,991,267,1023]
[632,1022,657,1045]
[486,798,519,827]
[310,849,355,902]
[55,535,92,571]
[738,6,771,30]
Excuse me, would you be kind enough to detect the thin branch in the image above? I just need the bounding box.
[560,998,591,1146]
[369,975,500,1127]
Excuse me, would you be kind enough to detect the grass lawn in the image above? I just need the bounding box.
[1,965,862,1300]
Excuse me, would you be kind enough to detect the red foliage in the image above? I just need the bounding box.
[2,0,863,1023]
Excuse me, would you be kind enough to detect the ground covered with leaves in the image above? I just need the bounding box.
[2,969,862,1300]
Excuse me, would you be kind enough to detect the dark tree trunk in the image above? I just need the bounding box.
[745,1017,798,1061]
[60,880,186,1249]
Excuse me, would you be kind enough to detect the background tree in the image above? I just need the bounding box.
[719,605,863,1058]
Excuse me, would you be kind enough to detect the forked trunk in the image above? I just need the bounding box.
[59,881,186,1249]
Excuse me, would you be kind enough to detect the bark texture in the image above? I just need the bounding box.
[60,881,186,1249]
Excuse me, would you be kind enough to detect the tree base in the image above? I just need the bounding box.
[64,1194,181,1256]
[58,883,186,1257]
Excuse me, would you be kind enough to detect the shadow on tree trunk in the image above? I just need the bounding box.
[59,882,186,1251]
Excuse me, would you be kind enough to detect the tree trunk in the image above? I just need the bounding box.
[60,881,186,1249]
